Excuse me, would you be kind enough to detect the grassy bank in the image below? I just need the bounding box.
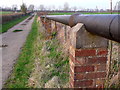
[1,15,29,33]
[5,15,69,88]
[27,19,69,88]
[49,12,120,15]
[49,12,74,15]
[83,12,120,14]
[0,11,14,15]
[5,16,38,88]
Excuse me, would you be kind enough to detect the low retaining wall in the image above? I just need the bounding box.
[39,16,120,88]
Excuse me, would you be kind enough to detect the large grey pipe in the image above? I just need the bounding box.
[41,14,120,43]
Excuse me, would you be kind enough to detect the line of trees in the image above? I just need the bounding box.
[38,2,120,12]
[1,4,34,14]
[114,1,120,10]
[38,2,79,11]
[1,1,120,12]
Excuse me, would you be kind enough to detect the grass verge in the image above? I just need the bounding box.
[49,12,75,15]
[0,15,29,33]
[0,11,14,15]
[49,12,120,15]
[28,21,69,88]
[45,39,69,87]
[4,15,38,88]
[82,12,120,14]
[13,29,23,32]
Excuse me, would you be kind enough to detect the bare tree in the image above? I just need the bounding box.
[4,7,12,11]
[12,4,17,12]
[28,4,34,11]
[58,6,62,11]
[87,8,90,11]
[39,5,45,11]
[114,1,120,10]
[118,1,120,10]
[72,6,77,11]
[51,5,55,10]
[63,2,69,11]
[21,3,27,14]
[95,6,99,12]
[48,6,52,11]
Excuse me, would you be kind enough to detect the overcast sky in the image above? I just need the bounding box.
[0,0,119,10]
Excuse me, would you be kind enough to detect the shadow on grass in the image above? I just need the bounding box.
[13,29,23,32]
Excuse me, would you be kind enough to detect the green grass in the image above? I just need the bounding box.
[0,11,14,15]
[1,15,29,33]
[49,12,75,15]
[49,12,120,15]
[82,12,120,14]
[13,29,23,32]
[45,39,69,86]
[5,16,38,88]
[26,23,69,88]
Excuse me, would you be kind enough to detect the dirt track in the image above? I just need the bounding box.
[1,15,35,87]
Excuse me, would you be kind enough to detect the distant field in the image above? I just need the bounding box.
[49,12,75,15]
[83,12,120,14]
[0,11,14,15]
[49,12,120,15]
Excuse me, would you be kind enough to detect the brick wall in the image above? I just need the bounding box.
[69,46,108,88]
[40,17,109,88]
[50,20,71,54]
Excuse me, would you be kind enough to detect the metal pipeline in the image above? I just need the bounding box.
[41,14,120,43]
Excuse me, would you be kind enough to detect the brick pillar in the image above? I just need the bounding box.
[69,23,108,88]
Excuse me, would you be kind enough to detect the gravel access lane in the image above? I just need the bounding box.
[1,15,35,87]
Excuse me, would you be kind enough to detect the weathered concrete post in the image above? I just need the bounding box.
[69,23,108,88]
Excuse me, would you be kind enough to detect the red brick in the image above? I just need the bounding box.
[70,68,74,79]
[97,49,108,55]
[75,49,96,57]
[86,57,97,64]
[69,46,75,57]
[96,57,107,64]
[74,80,93,87]
[75,57,105,65]
[75,57,86,65]
[75,72,106,80]
[85,72,106,79]
[69,82,73,88]
[69,75,74,87]
[75,66,94,73]
[69,54,75,63]
[96,64,106,71]
[94,79,105,88]
[88,57,107,64]
[70,60,74,71]
[75,73,84,80]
